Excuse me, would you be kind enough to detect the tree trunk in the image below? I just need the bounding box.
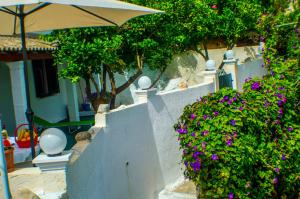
[116,69,142,94]
[203,41,210,61]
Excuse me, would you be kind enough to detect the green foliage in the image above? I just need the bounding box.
[258,4,300,61]
[175,64,300,197]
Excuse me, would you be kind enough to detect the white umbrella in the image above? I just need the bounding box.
[0,2,162,198]
[0,0,162,34]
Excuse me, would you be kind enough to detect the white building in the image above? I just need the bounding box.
[0,36,80,134]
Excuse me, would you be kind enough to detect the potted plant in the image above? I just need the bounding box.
[2,127,14,172]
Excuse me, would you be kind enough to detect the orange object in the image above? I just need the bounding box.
[24,132,30,138]
[5,148,14,173]
[3,139,11,147]
[14,124,38,148]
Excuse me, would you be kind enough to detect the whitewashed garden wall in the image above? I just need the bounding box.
[66,82,215,199]
[66,58,267,199]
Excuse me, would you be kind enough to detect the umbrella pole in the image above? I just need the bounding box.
[19,5,36,160]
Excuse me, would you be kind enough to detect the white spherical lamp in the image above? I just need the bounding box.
[138,76,152,90]
[40,128,67,156]
[205,60,216,71]
[225,50,235,60]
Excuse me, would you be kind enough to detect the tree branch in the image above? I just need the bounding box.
[116,69,142,94]
[203,41,210,60]
[150,65,168,89]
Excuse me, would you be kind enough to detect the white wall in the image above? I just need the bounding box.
[237,59,268,91]
[28,61,68,123]
[66,82,215,199]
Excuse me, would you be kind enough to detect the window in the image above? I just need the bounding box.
[32,59,60,98]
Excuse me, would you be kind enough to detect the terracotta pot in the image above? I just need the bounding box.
[5,148,14,173]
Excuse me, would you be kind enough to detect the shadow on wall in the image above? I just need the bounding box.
[67,103,165,199]
[243,46,258,63]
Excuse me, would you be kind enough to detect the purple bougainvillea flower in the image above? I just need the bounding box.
[197,121,201,126]
[228,193,234,199]
[224,96,229,101]
[251,82,260,90]
[233,132,237,138]
[191,132,196,137]
[190,113,196,120]
[282,154,286,160]
[270,70,275,76]
[230,120,236,126]
[203,115,207,120]
[288,127,293,132]
[183,149,187,154]
[283,97,287,103]
[264,100,270,107]
[187,142,192,147]
[184,161,188,167]
[275,120,280,125]
[278,108,283,115]
[190,160,201,171]
[261,63,265,68]
[275,93,283,99]
[278,87,285,91]
[212,154,218,161]
[241,100,246,104]
[220,99,225,103]
[232,97,237,101]
[201,142,206,150]
[239,106,243,111]
[202,130,209,136]
[273,177,279,184]
[226,140,232,146]
[275,167,280,173]
[213,111,219,116]
[228,100,233,105]
[177,128,187,134]
[278,100,284,107]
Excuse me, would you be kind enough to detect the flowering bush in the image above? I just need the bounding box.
[174,63,299,198]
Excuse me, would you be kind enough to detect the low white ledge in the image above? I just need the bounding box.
[33,151,73,172]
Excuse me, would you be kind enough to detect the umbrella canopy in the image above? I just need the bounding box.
[0,0,162,35]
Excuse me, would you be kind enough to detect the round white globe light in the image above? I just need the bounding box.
[205,60,216,71]
[225,50,235,59]
[138,76,152,90]
[40,128,67,156]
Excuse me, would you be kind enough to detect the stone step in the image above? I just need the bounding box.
[159,179,197,199]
